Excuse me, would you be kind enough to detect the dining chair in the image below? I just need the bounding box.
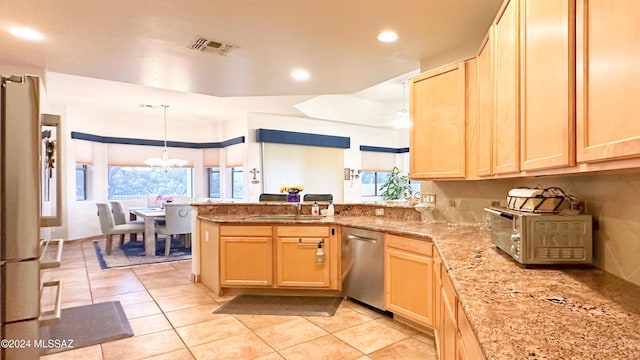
[155,203,192,256]
[110,200,145,241]
[96,202,145,255]
[259,193,287,202]
[303,194,333,202]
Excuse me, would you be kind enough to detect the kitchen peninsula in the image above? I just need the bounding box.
[192,202,640,360]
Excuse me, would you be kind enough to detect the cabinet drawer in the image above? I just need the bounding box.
[386,234,433,256]
[220,225,272,237]
[276,226,329,237]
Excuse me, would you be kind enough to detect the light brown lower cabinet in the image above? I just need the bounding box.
[384,234,434,327]
[219,225,274,287]
[457,302,486,360]
[276,226,334,288]
[433,249,486,360]
[209,224,339,291]
[440,265,458,360]
[199,220,219,291]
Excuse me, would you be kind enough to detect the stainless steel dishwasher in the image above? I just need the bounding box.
[341,226,385,311]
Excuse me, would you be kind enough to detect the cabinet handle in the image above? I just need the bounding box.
[39,238,64,269]
[346,234,377,244]
[40,279,63,326]
[297,238,323,247]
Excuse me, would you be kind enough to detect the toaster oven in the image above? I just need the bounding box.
[484,207,593,265]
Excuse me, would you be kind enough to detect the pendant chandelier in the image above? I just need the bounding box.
[144,105,187,172]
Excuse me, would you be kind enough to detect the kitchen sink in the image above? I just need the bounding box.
[244,215,326,221]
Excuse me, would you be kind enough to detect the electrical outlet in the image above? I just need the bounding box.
[375,208,384,216]
[422,193,436,205]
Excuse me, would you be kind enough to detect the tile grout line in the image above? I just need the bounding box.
[131,262,200,360]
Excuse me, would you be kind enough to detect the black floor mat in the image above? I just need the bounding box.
[214,295,342,317]
[39,301,133,355]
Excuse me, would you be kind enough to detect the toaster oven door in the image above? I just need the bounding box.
[484,208,523,263]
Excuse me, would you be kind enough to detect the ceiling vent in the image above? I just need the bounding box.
[188,36,235,56]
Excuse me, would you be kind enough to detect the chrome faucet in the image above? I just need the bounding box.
[292,202,302,217]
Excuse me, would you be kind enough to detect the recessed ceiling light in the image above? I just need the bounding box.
[377,31,398,43]
[291,69,310,81]
[9,27,44,40]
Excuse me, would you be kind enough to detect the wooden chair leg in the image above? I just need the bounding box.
[106,234,113,255]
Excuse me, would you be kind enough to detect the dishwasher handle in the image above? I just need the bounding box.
[346,234,378,244]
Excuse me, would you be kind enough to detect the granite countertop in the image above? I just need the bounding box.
[197,213,640,359]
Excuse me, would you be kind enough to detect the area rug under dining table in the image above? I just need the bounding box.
[93,237,191,269]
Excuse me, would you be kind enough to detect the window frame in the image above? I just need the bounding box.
[231,166,244,199]
[207,167,221,198]
[75,163,88,201]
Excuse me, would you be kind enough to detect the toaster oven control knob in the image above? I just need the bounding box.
[510,233,521,255]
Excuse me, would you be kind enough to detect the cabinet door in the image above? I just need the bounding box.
[384,247,434,327]
[476,31,494,177]
[433,252,444,358]
[220,236,273,286]
[457,302,486,360]
[276,237,330,288]
[200,221,219,292]
[456,331,469,360]
[493,0,520,174]
[441,272,458,360]
[576,0,640,162]
[410,62,466,179]
[521,0,576,171]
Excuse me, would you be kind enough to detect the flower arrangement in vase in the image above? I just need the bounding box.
[280,185,304,202]
[156,194,174,208]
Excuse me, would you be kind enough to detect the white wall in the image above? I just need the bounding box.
[2,74,410,240]
[262,143,344,202]
[59,104,223,240]
[246,113,410,203]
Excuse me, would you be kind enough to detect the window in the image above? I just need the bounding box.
[75,164,88,201]
[231,167,243,199]
[360,171,391,197]
[208,168,220,198]
[361,171,420,197]
[108,166,193,199]
[410,179,421,196]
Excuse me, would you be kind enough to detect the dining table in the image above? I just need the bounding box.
[129,207,165,256]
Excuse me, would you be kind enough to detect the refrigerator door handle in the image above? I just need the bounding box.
[39,279,63,326]
[39,238,64,269]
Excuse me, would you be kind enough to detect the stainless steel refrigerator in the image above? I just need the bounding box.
[1,75,43,360]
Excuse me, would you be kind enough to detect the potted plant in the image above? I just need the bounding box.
[379,167,414,201]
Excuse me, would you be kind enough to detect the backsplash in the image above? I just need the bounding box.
[420,172,640,287]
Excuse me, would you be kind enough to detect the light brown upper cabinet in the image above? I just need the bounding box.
[576,0,640,163]
[475,32,494,177]
[520,0,576,171]
[410,62,467,179]
[493,0,521,175]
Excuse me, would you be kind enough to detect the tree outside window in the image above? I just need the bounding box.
[107,166,193,199]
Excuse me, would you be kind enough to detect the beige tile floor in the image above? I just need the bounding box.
[39,240,437,360]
